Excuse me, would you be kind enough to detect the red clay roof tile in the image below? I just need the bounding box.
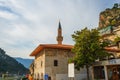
[30,44,73,56]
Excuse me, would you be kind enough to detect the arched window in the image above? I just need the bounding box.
[41,61,43,67]
[34,74,36,80]
[109,54,115,59]
[38,73,40,80]
[41,73,43,79]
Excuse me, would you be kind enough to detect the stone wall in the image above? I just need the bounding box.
[34,50,45,79]
[45,48,74,80]
[33,48,87,80]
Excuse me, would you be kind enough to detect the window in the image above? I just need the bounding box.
[41,73,43,79]
[41,61,43,67]
[37,73,40,80]
[94,66,105,79]
[54,60,58,66]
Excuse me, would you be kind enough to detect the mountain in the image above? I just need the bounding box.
[0,48,28,75]
[99,3,120,29]
[15,57,33,68]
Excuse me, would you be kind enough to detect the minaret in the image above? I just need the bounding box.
[56,21,63,45]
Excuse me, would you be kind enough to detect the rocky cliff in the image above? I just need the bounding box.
[99,3,120,29]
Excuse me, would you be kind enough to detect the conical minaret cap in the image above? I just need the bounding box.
[58,21,62,29]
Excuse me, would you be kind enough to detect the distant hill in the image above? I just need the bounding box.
[15,57,33,68]
[0,48,28,75]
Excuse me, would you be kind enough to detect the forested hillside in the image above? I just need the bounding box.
[0,48,28,75]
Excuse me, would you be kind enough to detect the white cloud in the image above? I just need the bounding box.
[0,11,18,19]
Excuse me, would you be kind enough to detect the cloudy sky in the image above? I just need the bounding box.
[0,0,119,59]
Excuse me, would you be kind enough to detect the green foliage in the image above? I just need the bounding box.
[72,28,110,80]
[111,19,117,26]
[0,48,28,74]
[68,58,74,63]
[113,3,119,9]
[114,36,120,44]
[72,28,109,69]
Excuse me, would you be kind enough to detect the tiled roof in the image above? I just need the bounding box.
[30,44,120,56]
[30,44,73,56]
[105,47,120,52]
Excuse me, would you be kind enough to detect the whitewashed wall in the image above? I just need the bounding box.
[56,74,87,80]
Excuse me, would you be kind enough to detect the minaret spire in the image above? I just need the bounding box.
[57,21,63,45]
[59,21,61,29]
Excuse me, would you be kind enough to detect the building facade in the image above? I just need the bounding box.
[92,5,120,80]
[92,26,120,80]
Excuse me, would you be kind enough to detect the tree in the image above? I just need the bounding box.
[111,19,117,26]
[114,36,120,43]
[114,36,120,47]
[72,28,109,80]
[113,3,119,9]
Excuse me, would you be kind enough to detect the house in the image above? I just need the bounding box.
[92,26,120,80]
[30,22,86,80]
[92,6,120,79]
[92,4,120,80]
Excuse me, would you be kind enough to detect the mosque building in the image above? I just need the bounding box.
[30,22,86,80]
